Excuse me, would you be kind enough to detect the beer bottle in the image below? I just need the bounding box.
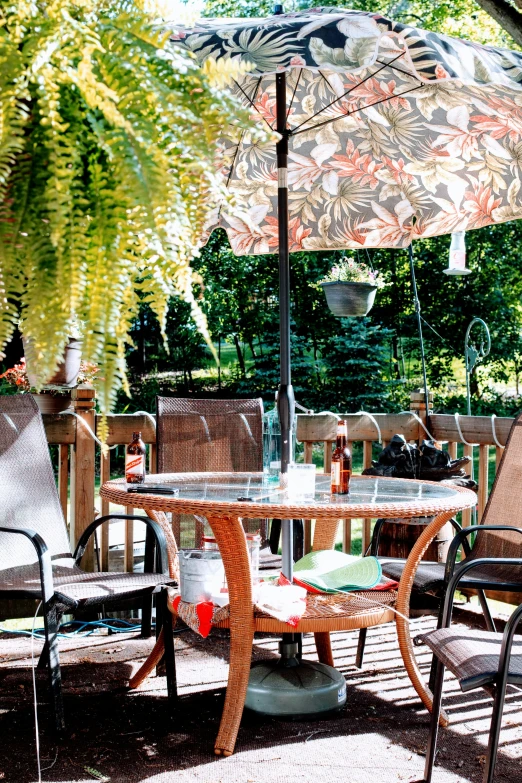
[331,420,351,495]
[126,431,146,484]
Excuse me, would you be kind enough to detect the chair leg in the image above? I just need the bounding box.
[477,590,496,633]
[423,658,445,783]
[355,628,367,669]
[269,519,281,555]
[160,589,177,711]
[483,682,507,783]
[37,639,49,670]
[141,528,155,639]
[155,588,166,676]
[43,603,65,735]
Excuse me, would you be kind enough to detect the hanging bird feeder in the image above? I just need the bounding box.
[444,232,471,276]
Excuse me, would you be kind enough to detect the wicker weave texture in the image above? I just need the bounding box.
[0,395,71,572]
[157,397,263,474]
[213,590,396,633]
[156,397,265,546]
[422,626,522,691]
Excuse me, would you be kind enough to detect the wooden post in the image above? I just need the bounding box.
[409,388,433,440]
[100,451,110,572]
[323,440,332,474]
[70,384,96,571]
[58,444,69,523]
[362,440,373,552]
[462,444,473,527]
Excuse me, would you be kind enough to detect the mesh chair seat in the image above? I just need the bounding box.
[421,626,522,692]
[380,558,522,593]
[0,559,172,608]
[380,558,445,593]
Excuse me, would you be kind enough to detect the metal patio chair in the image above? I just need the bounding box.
[356,415,522,669]
[419,544,522,782]
[0,394,175,732]
[156,396,277,563]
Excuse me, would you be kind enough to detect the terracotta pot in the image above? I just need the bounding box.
[23,337,82,388]
[31,392,72,414]
[320,281,377,317]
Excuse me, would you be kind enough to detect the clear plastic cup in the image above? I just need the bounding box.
[287,463,316,497]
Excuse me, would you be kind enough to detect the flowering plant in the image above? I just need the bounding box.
[318,257,388,289]
[0,360,31,392]
[0,359,99,392]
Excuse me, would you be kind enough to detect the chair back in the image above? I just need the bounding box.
[0,395,71,571]
[156,397,264,548]
[157,397,264,474]
[472,413,522,563]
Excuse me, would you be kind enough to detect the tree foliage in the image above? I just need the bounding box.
[0,0,262,434]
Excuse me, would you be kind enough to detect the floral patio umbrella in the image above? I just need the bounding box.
[171,7,522,577]
[173,7,522,254]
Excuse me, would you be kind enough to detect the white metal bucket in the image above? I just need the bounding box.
[179,549,225,604]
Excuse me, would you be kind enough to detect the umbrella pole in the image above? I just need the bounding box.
[275,69,295,580]
[408,244,430,432]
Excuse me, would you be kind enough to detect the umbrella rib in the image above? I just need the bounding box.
[284,69,302,125]
[291,83,424,137]
[216,76,264,225]
[289,51,406,134]
[233,76,274,131]
[375,58,424,82]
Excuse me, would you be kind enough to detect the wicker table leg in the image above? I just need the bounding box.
[207,515,255,757]
[395,510,456,727]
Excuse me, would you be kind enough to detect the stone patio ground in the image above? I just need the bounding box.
[0,612,520,783]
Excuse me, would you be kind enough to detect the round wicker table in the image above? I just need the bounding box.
[101,473,476,755]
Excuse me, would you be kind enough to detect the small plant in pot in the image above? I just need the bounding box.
[0,359,99,414]
[317,257,388,317]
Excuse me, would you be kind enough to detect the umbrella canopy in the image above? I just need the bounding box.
[173,7,522,254]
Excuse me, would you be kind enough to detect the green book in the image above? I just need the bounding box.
[293,550,382,593]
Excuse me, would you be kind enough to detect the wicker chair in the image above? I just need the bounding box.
[156,396,277,563]
[356,416,522,669]
[0,395,175,732]
[419,543,522,782]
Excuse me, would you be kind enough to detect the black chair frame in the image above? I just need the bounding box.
[423,525,522,783]
[1,513,169,734]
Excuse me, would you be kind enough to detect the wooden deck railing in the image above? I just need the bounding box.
[40,385,515,599]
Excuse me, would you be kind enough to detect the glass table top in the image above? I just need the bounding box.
[125,473,464,509]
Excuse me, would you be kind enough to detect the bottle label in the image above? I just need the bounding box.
[126,454,145,477]
[331,462,340,487]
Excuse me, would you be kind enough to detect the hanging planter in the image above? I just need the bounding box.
[320,281,378,317]
[317,257,388,318]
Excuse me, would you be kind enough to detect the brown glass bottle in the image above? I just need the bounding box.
[331,420,352,495]
[125,431,146,484]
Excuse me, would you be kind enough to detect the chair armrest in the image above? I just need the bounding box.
[442,556,522,628]
[0,526,54,602]
[73,514,170,575]
[444,525,522,584]
[498,601,522,675]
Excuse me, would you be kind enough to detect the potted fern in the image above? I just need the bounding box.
[318,258,388,317]
[0,1,262,439]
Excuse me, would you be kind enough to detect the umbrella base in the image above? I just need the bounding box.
[245,639,347,717]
